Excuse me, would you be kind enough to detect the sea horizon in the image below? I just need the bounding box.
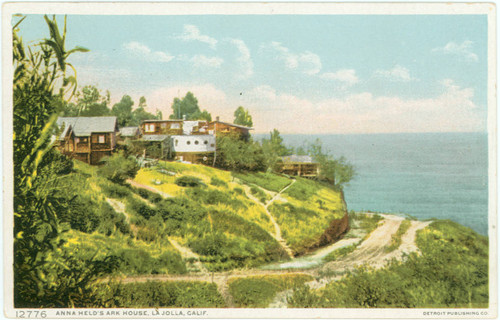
[255,132,489,236]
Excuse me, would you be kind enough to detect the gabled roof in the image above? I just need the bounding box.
[57,117,117,137]
[281,155,316,163]
[119,126,140,137]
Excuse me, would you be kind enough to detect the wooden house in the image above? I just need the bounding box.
[56,116,118,165]
[140,119,209,136]
[207,116,253,139]
[279,155,319,177]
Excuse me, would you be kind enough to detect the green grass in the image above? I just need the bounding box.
[228,274,313,307]
[288,220,489,308]
[385,220,412,252]
[96,281,225,308]
[233,171,291,192]
[250,185,271,203]
[283,177,322,201]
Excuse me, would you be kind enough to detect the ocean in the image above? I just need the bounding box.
[256,132,489,236]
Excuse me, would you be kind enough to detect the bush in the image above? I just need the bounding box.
[158,251,187,274]
[229,274,313,307]
[174,176,205,187]
[210,176,228,187]
[60,194,100,233]
[100,183,131,198]
[95,281,225,308]
[99,151,139,184]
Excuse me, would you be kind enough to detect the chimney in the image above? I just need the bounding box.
[216,116,220,122]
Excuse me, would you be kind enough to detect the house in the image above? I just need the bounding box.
[207,116,253,139]
[140,119,209,136]
[171,134,216,164]
[278,155,319,177]
[56,116,118,165]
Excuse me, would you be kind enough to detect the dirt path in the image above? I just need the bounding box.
[109,213,431,308]
[243,180,296,259]
[126,179,172,198]
[106,198,130,223]
[169,238,209,274]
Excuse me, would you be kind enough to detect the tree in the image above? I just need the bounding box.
[261,129,292,171]
[169,92,212,121]
[112,95,134,127]
[75,85,111,116]
[233,106,253,127]
[131,96,157,126]
[308,139,355,189]
[214,134,265,172]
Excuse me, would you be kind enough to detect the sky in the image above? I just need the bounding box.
[14,14,488,134]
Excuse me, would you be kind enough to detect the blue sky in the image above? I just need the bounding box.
[15,14,488,134]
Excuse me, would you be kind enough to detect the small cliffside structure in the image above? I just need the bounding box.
[279,155,319,177]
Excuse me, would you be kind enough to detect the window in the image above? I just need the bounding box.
[99,135,105,143]
[161,123,167,128]
[145,124,155,132]
[175,140,178,146]
[171,123,180,129]
[204,140,208,144]
[187,141,191,145]
[210,143,215,147]
[194,140,199,145]
[75,138,80,143]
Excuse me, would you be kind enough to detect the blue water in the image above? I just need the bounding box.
[255,132,489,235]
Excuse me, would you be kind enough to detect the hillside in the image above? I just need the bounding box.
[54,160,488,309]
[61,160,348,276]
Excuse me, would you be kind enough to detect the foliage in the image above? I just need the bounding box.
[175,175,205,187]
[289,221,489,308]
[228,274,313,307]
[308,139,356,189]
[284,177,322,201]
[261,129,292,171]
[12,15,114,308]
[210,176,228,188]
[98,151,139,184]
[100,182,132,199]
[131,96,158,125]
[169,91,212,121]
[63,85,111,117]
[385,220,412,252]
[250,186,270,203]
[214,135,266,172]
[95,281,225,308]
[111,95,134,127]
[233,106,253,127]
[233,171,291,192]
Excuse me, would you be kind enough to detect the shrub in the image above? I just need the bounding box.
[229,274,313,307]
[95,281,225,308]
[158,251,187,275]
[210,176,228,187]
[99,151,139,184]
[59,194,100,233]
[174,176,205,187]
[100,183,131,198]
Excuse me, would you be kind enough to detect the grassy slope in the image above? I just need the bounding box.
[289,218,489,308]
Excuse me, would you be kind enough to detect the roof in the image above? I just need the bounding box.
[57,117,117,136]
[210,120,254,130]
[119,126,140,137]
[141,119,183,123]
[141,134,170,142]
[281,155,316,163]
